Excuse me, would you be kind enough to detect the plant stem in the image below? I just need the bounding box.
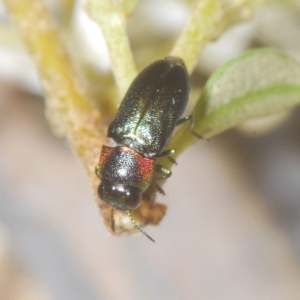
[4,0,104,184]
[171,0,267,74]
[85,0,137,99]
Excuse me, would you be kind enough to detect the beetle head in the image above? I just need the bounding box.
[98,181,142,211]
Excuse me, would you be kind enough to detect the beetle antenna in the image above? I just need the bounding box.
[127,210,155,242]
[111,207,115,232]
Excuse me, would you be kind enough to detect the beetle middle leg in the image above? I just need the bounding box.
[153,149,177,165]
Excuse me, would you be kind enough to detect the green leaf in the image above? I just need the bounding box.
[166,48,300,162]
[193,47,300,138]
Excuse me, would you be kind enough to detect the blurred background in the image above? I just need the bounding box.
[1,1,300,299]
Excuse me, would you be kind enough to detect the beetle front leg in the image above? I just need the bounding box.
[155,164,172,179]
[153,164,172,195]
[95,164,100,178]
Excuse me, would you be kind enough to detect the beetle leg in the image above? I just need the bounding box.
[155,182,165,195]
[111,206,115,232]
[176,115,202,139]
[155,164,172,179]
[167,156,177,165]
[95,164,100,178]
[153,149,177,165]
[155,149,175,157]
[176,114,192,126]
[154,165,171,195]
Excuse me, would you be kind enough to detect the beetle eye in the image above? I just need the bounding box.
[98,182,142,211]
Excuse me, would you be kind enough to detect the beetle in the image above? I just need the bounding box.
[95,56,194,241]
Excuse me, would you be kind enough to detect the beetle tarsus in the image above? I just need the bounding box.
[155,183,165,195]
[177,115,203,139]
